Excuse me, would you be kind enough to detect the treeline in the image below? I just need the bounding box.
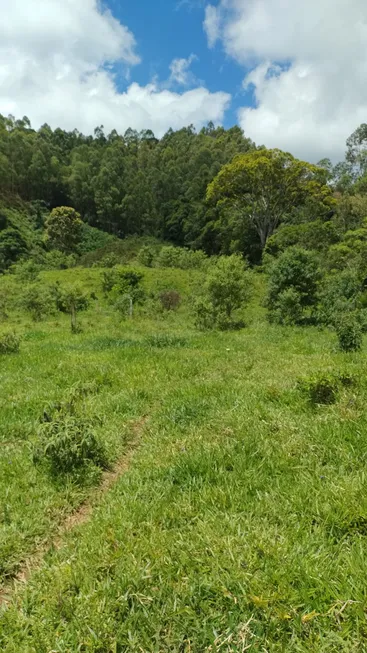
[2,113,367,268]
[0,115,255,253]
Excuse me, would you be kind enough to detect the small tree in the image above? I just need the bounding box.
[45,207,83,253]
[57,285,90,333]
[266,247,321,324]
[194,255,252,330]
[110,269,145,317]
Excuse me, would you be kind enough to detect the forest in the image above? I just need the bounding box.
[2,113,367,269]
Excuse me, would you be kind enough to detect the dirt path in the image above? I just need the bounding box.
[0,414,149,608]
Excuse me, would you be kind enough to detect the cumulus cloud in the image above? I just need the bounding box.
[0,0,231,137]
[204,0,367,161]
[169,54,198,87]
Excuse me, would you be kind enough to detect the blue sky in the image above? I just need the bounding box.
[109,0,252,128]
[1,0,366,161]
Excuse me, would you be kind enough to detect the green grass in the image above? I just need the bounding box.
[1,266,367,651]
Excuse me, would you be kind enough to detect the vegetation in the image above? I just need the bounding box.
[207,148,335,249]
[194,254,252,330]
[3,114,367,650]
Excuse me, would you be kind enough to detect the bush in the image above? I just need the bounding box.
[43,250,77,270]
[193,296,216,330]
[157,246,182,268]
[21,284,54,321]
[78,223,116,255]
[34,387,110,478]
[300,374,339,405]
[266,247,321,324]
[157,246,207,269]
[99,254,119,268]
[0,331,20,354]
[269,287,303,325]
[318,270,362,327]
[137,245,155,267]
[53,283,90,314]
[101,268,118,294]
[159,290,181,311]
[193,255,252,330]
[109,268,145,312]
[35,414,108,476]
[0,283,11,320]
[12,259,41,282]
[336,316,363,352]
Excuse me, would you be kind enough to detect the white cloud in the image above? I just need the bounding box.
[169,54,198,86]
[0,0,231,137]
[204,5,221,48]
[204,0,367,161]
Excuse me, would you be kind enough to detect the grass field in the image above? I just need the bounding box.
[1,266,367,651]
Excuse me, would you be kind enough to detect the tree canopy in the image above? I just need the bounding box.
[206,149,336,249]
[1,113,367,271]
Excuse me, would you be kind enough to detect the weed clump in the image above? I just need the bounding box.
[335,316,363,352]
[0,331,20,354]
[34,382,109,478]
[299,373,339,405]
[146,334,188,348]
[35,414,108,476]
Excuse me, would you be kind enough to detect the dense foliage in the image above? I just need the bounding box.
[2,114,367,277]
[0,115,254,256]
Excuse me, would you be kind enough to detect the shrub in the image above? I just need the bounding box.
[157,246,207,269]
[269,287,303,325]
[336,316,363,352]
[43,250,77,270]
[193,296,216,330]
[193,255,252,330]
[159,290,181,311]
[300,374,339,405]
[34,387,109,478]
[21,284,54,321]
[35,414,108,476]
[109,269,145,315]
[266,247,321,324]
[101,268,118,294]
[99,254,119,268]
[13,260,41,282]
[53,284,90,314]
[318,270,362,327]
[157,246,182,268]
[0,332,20,354]
[137,245,155,267]
[0,283,11,320]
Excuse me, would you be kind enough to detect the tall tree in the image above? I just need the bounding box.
[207,149,336,250]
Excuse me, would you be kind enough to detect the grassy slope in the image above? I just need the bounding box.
[1,266,367,651]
